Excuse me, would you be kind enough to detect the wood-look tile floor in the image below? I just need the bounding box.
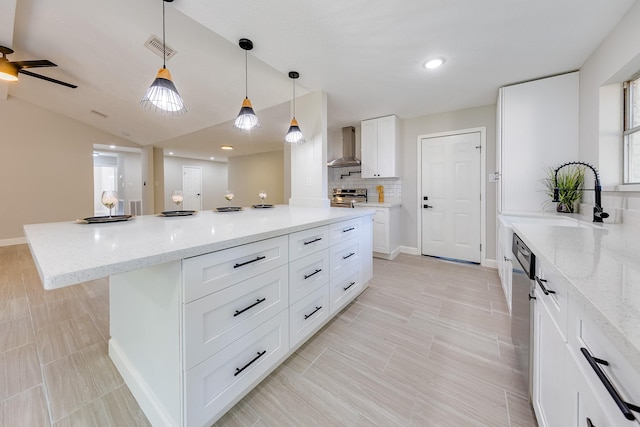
[0,244,537,427]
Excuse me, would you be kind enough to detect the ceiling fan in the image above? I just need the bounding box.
[0,46,77,89]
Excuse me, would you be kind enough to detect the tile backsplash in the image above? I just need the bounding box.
[328,166,402,200]
[578,190,640,224]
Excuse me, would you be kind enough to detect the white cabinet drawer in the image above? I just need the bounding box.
[329,218,362,245]
[569,306,640,421]
[535,261,569,341]
[289,226,329,261]
[183,265,288,370]
[330,238,362,277]
[185,310,289,427]
[290,285,330,348]
[330,267,362,315]
[289,250,330,303]
[183,236,288,303]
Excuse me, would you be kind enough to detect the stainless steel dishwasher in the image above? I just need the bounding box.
[511,232,535,400]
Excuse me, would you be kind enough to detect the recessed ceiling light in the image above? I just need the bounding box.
[210,157,215,160]
[424,58,444,69]
[168,151,174,155]
[109,145,116,149]
[221,145,234,150]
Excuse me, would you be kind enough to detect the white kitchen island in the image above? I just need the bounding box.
[24,206,374,427]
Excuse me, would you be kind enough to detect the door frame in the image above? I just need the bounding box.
[416,127,487,267]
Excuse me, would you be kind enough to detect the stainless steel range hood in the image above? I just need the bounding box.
[327,126,361,168]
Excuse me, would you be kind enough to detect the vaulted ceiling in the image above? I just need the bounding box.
[1,0,636,160]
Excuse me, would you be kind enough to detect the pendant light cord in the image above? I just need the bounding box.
[162,0,166,69]
[245,50,248,98]
[292,77,295,117]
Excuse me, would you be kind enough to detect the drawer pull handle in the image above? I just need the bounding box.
[343,252,355,260]
[304,269,322,280]
[234,255,266,269]
[342,227,355,233]
[234,298,266,317]
[581,347,640,421]
[303,237,322,246]
[343,281,356,291]
[535,276,555,295]
[234,350,266,377]
[304,306,322,320]
[586,418,594,427]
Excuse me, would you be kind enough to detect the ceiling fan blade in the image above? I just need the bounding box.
[13,60,56,68]
[19,69,77,89]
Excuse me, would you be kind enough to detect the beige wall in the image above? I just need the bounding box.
[163,156,228,211]
[0,97,137,241]
[227,150,285,207]
[401,105,497,259]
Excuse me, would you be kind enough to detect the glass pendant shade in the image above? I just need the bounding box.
[285,118,304,144]
[0,61,18,82]
[141,67,186,114]
[234,97,259,131]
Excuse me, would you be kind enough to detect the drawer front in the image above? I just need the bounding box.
[288,250,330,303]
[290,285,330,348]
[330,266,362,315]
[183,236,288,303]
[184,265,288,370]
[329,217,363,245]
[535,262,569,341]
[571,306,640,413]
[289,226,329,261]
[330,238,362,277]
[185,310,289,427]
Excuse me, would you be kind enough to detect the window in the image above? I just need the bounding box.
[623,73,640,183]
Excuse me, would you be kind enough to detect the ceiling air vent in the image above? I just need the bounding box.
[144,35,177,60]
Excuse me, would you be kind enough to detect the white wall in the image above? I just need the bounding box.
[227,150,285,207]
[163,156,228,211]
[401,105,497,258]
[0,97,137,242]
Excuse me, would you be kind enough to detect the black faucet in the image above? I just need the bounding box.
[552,161,609,223]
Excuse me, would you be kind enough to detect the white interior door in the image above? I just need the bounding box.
[421,132,481,263]
[183,166,202,211]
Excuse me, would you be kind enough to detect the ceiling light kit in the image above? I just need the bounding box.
[140,0,186,115]
[233,38,260,132]
[0,45,77,88]
[285,71,304,144]
[424,57,445,69]
[221,145,234,150]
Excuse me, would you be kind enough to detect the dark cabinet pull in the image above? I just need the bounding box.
[304,269,322,280]
[586,418,594,427]
[234,350,266,377]
[342,252,355,260]
[234,255,266,269]
[234,298,266,317]
[303,237,322,246]
[342,227,355,233]
[343,281,356,291]
[304,306,322,320]
[581,347,640,421]
[535,276,555,295]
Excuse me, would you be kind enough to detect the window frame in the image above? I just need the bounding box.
[623,72,640,183]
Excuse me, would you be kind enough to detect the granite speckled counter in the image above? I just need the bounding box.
[512,220,640,369]
[24,206,374,290]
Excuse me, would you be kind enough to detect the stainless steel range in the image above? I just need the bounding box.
[330,188,367,208]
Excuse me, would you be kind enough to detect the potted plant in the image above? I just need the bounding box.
[542,165,585,213]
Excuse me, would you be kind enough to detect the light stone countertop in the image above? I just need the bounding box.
[24,206,374,290]
[512,220,640,370]
[354,198,403,208]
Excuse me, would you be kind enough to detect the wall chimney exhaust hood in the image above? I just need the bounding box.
[327,126,360,168]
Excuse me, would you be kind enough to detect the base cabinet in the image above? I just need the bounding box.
[109,214,373,427]
[356,204,401,260]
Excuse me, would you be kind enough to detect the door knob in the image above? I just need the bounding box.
[423,204,433,209]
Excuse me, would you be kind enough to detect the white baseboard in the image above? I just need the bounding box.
[0,237,27,247]
[399,246,420,255]
[109,339,176,427]
[483,259,498,269]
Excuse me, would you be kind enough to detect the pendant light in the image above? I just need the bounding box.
[285,71,304,144]
[233,38,259,131]
[140,0,186,115]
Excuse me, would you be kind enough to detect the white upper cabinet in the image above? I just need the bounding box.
[497,72,579,214]
[361,115,400,178]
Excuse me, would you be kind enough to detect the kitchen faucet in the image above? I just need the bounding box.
[553,161,609,222]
